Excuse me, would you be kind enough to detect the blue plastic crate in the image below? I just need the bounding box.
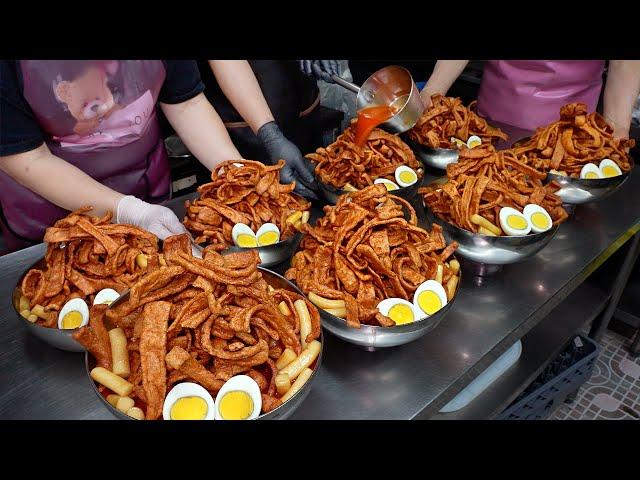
[498,334,600,420]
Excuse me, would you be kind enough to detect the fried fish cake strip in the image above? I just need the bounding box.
[140,301,170,420]
[165,346,224,392]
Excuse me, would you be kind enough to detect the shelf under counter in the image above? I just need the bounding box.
[433,282,609,420]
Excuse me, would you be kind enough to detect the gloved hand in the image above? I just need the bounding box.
[116,195,187,240]
[257,121,318,200]
[298,60,341,83]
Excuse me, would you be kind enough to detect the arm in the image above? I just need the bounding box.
[0,144,187,240]
[160,92,242,171]
[0,143,123,216]
[603,60,640,139]
[421,60,470,107]
[208,60,274,133]
[201,60,318,199]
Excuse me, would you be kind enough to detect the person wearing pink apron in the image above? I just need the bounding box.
[0,60,242,253]
[420,60,640,141]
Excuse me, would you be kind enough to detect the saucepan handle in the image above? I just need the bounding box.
[331,74,360,94]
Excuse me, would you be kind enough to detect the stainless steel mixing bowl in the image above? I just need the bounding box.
[548,160,633,204]
[511,136,634,205]
[317,276,459,349]
[424,208,559,265]
[12,258,85,352]
[317,179,422,205]
[406,139,459,170]
[222,232,303,268]
[85,268,323,420]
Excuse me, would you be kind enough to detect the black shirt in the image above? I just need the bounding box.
[0,60,204,156]
[198,60,318,127]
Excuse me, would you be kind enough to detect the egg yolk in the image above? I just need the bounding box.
[61,311,83,329]
[531,212,550,230]
[507,214,528,230]
[170,396,208,420]
[601,165,619,178]
[467,139,482,149]
[236,233,257,248]
[257,231,279,246]
[452,138,466,148]
[381,182,397,191]
[398,171,417,185]
[218,391,254,420]
[417,291,442,315]
[387,303,414,325]
[584,171,599,179]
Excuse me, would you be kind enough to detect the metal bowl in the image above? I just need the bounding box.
[85,268,323,420]
[12,258,85,352]
[317,177,422,205]
[317,274,459,349]
[406,139,459,170]
[424,208,558,265]
[221,232,303,268]
[512,136,634,205]
[548,159,634,204]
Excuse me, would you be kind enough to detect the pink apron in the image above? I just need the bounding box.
[0,60,170,250]
[477,60,605,131]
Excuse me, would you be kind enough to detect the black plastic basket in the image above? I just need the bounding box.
[498,334,600,420]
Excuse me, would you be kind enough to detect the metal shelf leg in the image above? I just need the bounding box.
[630,329,640,358]
[589,233,640,343]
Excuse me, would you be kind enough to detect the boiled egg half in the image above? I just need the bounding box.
[580,163,602,180]
[374,178,399,191]
[394,166,418,188]
[523,204,552,234]
[255,223,280,246]
[215,375,262,420]
[466,135,482,149]
[599,159,622,178]
[93,288,120,306]
[499,207,531,236]
[413,280,448,317]
[163,382,216,420]
[231,223,258,248]
[376,298,418,325]
[58,298,89,330]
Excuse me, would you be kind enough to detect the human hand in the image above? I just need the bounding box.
[257,121,318,200]
[419,88,435,109]
[298,60,341,83]
[116,196,188,240]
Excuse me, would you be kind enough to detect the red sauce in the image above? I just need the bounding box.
[354,105,397,147]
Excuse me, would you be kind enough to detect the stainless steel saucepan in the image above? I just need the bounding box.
[331,65,424,134]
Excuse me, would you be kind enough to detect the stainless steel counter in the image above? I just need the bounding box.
[1,173,639,420]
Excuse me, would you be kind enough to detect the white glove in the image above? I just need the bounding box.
[116,195,187,240]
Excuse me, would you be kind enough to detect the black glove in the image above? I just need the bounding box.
[298,60,341,83]
[257,121,318,200]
